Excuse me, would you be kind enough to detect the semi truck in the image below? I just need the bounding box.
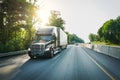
[28,26,67,58]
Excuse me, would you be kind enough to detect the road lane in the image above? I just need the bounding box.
[83,48,115,80]
[82,47,120,80]
[0,45,119,80]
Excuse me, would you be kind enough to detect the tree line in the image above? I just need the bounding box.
[89,16,120,45]
[0,0,37,52]
[66,33,84,44]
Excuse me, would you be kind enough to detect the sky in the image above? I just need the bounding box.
[37,0,120,42]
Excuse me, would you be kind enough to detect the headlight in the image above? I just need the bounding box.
[45,47,50,51]
[28,48,31,51]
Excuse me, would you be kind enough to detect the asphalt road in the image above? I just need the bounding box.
[0,45,120,80]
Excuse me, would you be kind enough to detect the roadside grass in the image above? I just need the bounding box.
[91,41,120,47]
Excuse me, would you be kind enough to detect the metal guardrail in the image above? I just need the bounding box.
[0,50,28,58]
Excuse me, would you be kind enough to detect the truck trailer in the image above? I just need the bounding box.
[28,26,67,58]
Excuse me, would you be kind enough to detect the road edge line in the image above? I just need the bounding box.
[83,49,116,80]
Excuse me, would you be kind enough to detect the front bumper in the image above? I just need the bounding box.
[28,50,50,57]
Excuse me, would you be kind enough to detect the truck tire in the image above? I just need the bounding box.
[28,51,34,59]
[29,54,34,59]
[30,55,34,59]
[50,48,54,58]
[65,45,67,49]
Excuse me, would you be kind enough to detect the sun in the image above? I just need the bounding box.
[36,6,50,26]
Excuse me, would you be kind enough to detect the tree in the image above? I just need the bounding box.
[47,10,65,30]
[0,0,37,52]
[98,27,104,41]
[66,32,84,44]
[115,16,120,43]
[98,16,120,44]
[89,33,99,42]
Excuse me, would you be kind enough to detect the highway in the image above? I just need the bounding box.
[0,45,120,80]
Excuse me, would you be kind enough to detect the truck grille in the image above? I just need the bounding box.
[31,45,45,52]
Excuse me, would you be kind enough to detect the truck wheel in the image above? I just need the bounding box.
[50,48,54,58]
[30,55,34,59]
[65,45,67,49]
[28,52,34,59]
[29,54,34,59]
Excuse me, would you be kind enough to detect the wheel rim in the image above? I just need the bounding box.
[51,49,54,57]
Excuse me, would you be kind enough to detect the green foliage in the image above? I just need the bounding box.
[98,16,120,44]
[0,41,4,52]
[66,32,84,44]
[47,10,65,30]
[0,0,37,53]
[89,33,100,42]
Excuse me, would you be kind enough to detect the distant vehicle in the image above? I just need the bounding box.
[75,43,79,46]
[28,26,67,58]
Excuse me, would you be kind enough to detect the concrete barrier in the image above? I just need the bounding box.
[93,45,109,55]
[85,44,120,60]
[0,50,28,58]
[109,46,120,59]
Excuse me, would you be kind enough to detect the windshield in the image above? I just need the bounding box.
[35,35,54,43]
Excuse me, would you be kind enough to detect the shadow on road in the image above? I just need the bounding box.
[10,47,70,80]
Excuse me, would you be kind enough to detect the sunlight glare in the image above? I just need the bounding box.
[36,7,50,26]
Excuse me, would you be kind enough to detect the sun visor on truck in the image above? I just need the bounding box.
[36,28,54,36]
